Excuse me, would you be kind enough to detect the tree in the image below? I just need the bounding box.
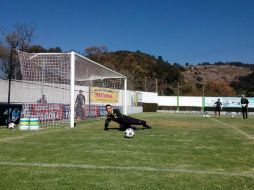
[0,45,9,78]
[27,45,47,53]
[0,23,36,79]
[48,47,62,53]
[158,56,163,62]
[27,46,62,53]
[206,80,236,96]
[231,71,254,96]
[5,23,36,51]
[84,46,108,56]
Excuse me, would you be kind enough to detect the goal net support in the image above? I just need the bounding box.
[16,50,127,128]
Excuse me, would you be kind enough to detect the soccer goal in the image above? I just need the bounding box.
[16,50,127,128]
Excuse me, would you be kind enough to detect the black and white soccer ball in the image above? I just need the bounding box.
[125,128,135,138]
[8,122,15,129]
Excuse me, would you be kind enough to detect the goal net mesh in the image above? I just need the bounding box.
[17,51,126,128]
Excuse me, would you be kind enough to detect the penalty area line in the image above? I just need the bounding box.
[209,117,254,140]
[0,161,253,178]
[0,128,69,143]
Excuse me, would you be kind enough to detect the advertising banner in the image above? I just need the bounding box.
[85,105,104,118]
[0,104,22,125]
[84,105,122,118]
[248,98,254,108]
[205,97,254,108]
[91,87,119,103]
[22,103,64,121]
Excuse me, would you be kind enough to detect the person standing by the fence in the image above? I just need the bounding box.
[214,98,222,116]
[241,95,249,119]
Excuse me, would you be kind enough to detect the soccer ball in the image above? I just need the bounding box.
[8,122,15,129]
[125,128,135,138]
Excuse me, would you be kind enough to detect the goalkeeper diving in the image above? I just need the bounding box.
[104,104,152,130]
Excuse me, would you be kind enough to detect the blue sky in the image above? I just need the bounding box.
[1,0,254,64]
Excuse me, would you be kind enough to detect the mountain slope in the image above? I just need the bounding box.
[88,50,183,94]
[87,50,253,96]
[181,64,253,96]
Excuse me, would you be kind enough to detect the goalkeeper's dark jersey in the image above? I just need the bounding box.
[105,109,124,129]
[106,109,123,123]
[104,109,147,130]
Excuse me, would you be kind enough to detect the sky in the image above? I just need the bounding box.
[1,0,254,64]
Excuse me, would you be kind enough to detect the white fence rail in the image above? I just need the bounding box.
[1,79,254,110]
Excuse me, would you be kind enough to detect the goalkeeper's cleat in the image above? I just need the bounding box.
[104,127,108,130]
[145,125,152,129]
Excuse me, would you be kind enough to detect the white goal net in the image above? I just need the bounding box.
[16,50,127,128]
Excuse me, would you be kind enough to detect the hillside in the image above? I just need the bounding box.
[87,49,254,96]
[181,64,253,96]
[183,65,252,84]
[88,50,183,95]
[89,50,254,96]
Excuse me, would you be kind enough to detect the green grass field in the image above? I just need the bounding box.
[0,113,254,190]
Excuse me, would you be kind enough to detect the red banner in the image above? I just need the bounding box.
[25,104,63,121]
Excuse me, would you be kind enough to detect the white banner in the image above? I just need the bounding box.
[157,96,177,106]
[179,96,202,107]
[205,97,254,108]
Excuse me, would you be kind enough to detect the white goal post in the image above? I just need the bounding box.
[16,50,127,128]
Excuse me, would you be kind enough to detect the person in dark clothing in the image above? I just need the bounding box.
[104,104,151,131]
[214,99,222,116]
[75,90,86,121]
[241,95,249,119]
[37,95,47,104]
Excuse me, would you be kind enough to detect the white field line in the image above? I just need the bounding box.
[0,120,103,143]
[0,128,68,143]
[0,161,253,178]
[140,113,159,118]
[209,118,254,140]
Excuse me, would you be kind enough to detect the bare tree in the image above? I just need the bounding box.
[0,45,9,78]
[6,23,36,50]
[0,23,36,79]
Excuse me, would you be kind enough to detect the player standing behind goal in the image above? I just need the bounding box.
[37,95,47,104]
[104,104,152,131]
[75,90,86,121]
